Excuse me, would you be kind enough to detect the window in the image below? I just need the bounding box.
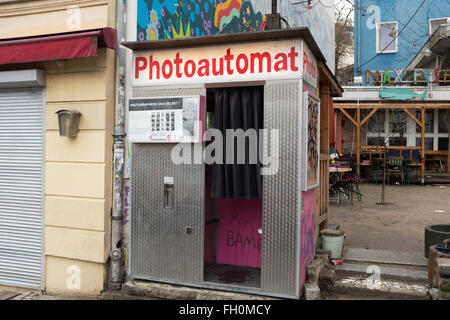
[367,137,384,146]
[438,138,449,151]
[438,110,449,133]
[390,137,407,146]
[367,110,385,133]
[416,110,434,133]
[414,110,448,151]
[366,109,447,151]
[430,18,449,35]
[416,138,434,151]
[376,22,398,53]
[389,110,406,135]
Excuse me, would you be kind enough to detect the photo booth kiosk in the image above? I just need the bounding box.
[124,29,324,299]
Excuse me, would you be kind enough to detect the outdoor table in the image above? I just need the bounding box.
[329,167,352,173]
[329,167,354,205]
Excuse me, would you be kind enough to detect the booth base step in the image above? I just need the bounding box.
[328,271,429,300]
[329,278,430,300]
[343,248,428,267]
[336,261,428,283]
[113,279,277,300]
[329,248,431,299]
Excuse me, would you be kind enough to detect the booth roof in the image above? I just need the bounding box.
[122,28,343,96]
[123,28,321,58]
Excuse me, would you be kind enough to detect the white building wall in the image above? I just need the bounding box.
[280,0,336,72]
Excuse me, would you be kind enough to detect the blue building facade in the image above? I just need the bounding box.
[354,0,450,84]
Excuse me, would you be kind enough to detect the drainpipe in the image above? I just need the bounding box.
[110,0,127,291]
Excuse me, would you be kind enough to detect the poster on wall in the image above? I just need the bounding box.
[303,92,320,191]
[128,96,204,143]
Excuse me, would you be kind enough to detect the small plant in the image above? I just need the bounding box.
[321,229,345,237]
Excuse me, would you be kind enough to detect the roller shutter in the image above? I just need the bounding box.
[0,88,44,289]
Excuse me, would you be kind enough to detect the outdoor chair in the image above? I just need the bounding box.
[387,156,405,185]
[359,155,373,180]
[329,156,363,205]
[406,150,422,184]
[368,158,383,184]
[329,172,355,205]
[329,173,343,205]
[348,156,363,201]
[341,173,363,203]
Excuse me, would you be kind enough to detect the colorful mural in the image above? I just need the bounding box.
[137,0,266,41]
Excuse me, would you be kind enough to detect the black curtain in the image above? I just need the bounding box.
[211,86,263,199]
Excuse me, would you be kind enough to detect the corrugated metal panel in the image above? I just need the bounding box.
[0,88,44,290]
[130,87,205,285]
[261,80,300,296]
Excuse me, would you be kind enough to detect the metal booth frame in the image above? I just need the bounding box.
[123,28,342,299]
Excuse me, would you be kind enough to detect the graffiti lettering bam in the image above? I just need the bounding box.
[226,214,261,253]
[137,0,266,41]
[224,211,262,268]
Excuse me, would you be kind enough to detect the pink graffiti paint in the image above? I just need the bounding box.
[299,189,316,290]
[303,84,318,98]
[216,199,262,268]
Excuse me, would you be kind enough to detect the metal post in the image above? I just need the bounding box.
[421,107,425,185]
[356,107,361,176]
[110,0,127,291]
[448,111,450,173]
[357,0,361,76]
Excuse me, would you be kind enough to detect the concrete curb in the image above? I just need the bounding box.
[120,280,278,300]
[336,262,428,282]
[334,276,429,299]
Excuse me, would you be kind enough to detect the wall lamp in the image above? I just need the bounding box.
[56,110,81,138]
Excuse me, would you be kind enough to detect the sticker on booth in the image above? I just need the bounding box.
[128,96,205,143]
[303,43,318,91]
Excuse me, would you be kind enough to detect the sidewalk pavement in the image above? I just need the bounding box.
[0,290,98,300]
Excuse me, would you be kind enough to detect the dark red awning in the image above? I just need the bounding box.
[0,28,117,65]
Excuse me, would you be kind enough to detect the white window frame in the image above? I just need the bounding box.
[429,17,450,35]
[366,110,387,145]
[376,21,399,54]
[366,109,448,151]
[414,109,448,151]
